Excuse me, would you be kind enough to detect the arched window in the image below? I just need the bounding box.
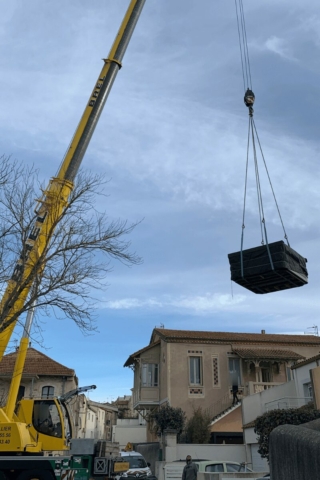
[42,386,54,399]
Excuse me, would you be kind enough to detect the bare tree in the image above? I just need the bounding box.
[0,156,141,336]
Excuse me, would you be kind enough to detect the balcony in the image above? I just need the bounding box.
[248,381,283,395]
[132,387,159,410]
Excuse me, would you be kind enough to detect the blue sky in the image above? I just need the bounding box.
[1,0,320,402]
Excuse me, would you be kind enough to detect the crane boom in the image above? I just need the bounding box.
[59,385,97,403]
[0,1,147,453]
[0,0,146,364]
[56,0,146,183]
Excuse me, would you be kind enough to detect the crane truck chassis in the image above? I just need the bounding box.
[0,0,146,479]
[0,439,130,480]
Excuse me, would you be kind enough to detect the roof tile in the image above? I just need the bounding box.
[152,329,320,346]
[124,341,160,367]
[232,347,304,360]
[125,329,319,367]
[0,347,75,377]
[291,353,320,370]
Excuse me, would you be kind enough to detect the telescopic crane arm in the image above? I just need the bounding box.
[0,2,146,446]
[59,385,97,403]
[0,0,146,364]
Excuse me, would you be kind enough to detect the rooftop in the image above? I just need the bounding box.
[232,347,304,361]
[151,328,320,346]
[124,340,160,367]
[124,328,319,367]
[0,347,75,377]
[291,353,320,370]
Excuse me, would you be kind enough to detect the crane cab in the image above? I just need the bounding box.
[7,398,73,453]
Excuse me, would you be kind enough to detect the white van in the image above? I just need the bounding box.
[117,451,152,479]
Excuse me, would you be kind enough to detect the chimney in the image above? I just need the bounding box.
[261,329,266,334]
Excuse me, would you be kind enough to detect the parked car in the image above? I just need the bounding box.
[256,475,270,480]
[194,460,253,473]
[165,460,253,477]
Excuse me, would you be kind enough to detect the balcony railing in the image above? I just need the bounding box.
[248,381,283,395]
[132,389,139,406]
[206,387,244,420]
[132,387,159,409]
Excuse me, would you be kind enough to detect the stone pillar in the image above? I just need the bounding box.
[163,429,177,462]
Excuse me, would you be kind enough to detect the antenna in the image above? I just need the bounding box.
[305,325,319,336]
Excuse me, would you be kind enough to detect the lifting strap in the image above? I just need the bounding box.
[235,0,290,278]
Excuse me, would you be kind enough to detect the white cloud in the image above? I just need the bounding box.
[169,293,246,312]
[249,34,297,61]
[264,36,297,61]
[107,298,162,310]
[105,293,246,314]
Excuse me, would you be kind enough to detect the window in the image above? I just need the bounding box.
[33,400,62,438]
[260,362,273,383]
[229,358,241,386]
[141,363,159,387]
[261,368,272,383]
[42,386,54,399]
[303,382,313,399]
[205,464,224,473]
[120,456,147,468]
[226,463,240,472]
[226,463,252,473]
[189,356,202,385]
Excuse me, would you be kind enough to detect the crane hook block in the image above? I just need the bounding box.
[244,89,255,108]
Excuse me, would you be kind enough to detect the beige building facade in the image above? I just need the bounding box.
[0,347,77,406]
[124,328,320,441]
[73,396,118,440]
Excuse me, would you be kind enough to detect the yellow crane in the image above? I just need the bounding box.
[0,0,146,455]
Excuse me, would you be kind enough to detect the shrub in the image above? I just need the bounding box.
[184,406,211,444]
[254,403,320,461]
[151,405,186,436]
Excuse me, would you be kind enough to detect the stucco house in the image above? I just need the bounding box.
[0,346,77,405]
[291,352,320,400]
[0,346,119,442]
[124,328,320,442]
